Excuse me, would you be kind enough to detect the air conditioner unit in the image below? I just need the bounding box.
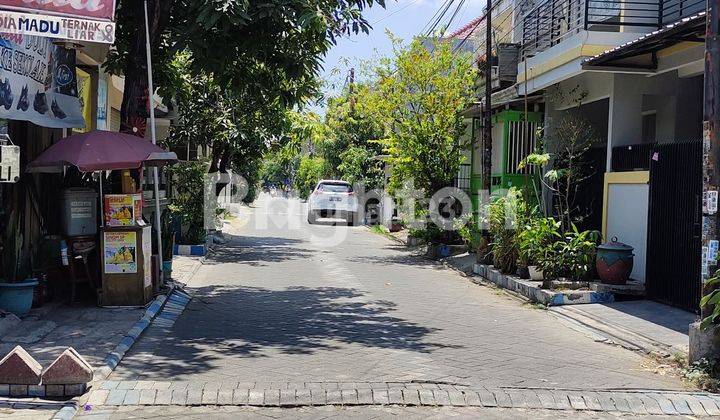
[0,145,20,183]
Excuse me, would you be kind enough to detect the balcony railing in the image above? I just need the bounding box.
[660,0,705,24]
[521,0,703,58]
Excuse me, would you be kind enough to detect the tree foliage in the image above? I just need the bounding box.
[107,0,385,136]
[166,159,209,244]
[294,156,328,199]
[162,56,285,199]
[369,39,476,195]
[320,86,384,188]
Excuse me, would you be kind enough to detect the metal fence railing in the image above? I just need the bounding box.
[660,0,705,24]
[520,0,702,58]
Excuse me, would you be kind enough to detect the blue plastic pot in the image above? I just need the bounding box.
[0,279,38,315]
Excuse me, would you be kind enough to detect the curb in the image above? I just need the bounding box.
[472,263,615,306]
[84,381,720,415]
[173,244,207,256]
[52,402,78,420]
[93,293,169,381]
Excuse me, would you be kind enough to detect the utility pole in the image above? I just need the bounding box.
[693,0,720,363]
[482,0,493,195]
[701,0,720,317]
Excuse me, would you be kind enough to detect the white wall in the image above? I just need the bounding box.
[491,122,504,174]
[606,183,649,283]
[545,71,703,170]
[609,74,645,149]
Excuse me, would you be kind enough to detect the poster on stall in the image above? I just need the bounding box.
[0,33,84,128]
[132,193,144,225]
[104,231,137,274]
[104,194,135,226]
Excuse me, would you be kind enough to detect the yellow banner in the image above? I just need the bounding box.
[73,67,92,133]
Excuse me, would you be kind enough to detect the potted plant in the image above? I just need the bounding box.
[160,210,176,282]
[518,217,560,281]
[537,224,599,288]
[455,215,482,255]
[488,195,519,274]
[0,210,38,315]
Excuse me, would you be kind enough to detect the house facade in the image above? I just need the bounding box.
[457,0,706,311]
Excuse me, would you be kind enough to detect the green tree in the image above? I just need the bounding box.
[163,57,283,198]
[323,85,385,189]
[166,159,209,244]
[107,0,384,138]
[369,39,476,195]
[294,156,328,199]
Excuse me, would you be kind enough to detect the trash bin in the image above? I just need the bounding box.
[60,188,98,236]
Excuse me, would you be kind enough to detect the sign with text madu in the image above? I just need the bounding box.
[0,10,115,43]
[0,33,84,128]
[0,0,116,21]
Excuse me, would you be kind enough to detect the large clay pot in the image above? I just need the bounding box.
[596,237,634,285]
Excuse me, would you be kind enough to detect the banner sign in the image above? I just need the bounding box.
[0,0,116,21]
[0,33,84,128]
[0,10,115,44]
[96,73,106,129]
[74,66,90,132]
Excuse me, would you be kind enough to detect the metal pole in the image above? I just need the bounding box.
[482,0,493,196]
[144,0,164,280]
[99,172,104,228]
[702,0,720,317]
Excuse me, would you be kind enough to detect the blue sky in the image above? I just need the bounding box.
[315,0,486,109]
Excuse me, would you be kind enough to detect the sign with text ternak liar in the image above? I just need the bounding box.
[0,0,116,21]
[0,10,115,43]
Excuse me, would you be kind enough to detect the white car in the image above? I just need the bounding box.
[307,180,359,225]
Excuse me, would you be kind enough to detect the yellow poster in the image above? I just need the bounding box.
[104,194,135,226]
[104,231,137,274]
[73,67,92,133]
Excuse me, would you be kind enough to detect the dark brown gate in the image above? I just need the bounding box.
[646,139,702,312]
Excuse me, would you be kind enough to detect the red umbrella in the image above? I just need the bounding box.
[27,130,178,173]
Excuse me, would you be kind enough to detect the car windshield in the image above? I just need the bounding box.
[318,183,352,193]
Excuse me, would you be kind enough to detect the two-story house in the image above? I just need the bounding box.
[514,0,705,310]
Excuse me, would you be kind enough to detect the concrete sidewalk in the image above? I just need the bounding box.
[550,301,697,357]
[0,255,202,368]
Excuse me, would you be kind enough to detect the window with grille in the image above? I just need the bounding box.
[506,120,539,174]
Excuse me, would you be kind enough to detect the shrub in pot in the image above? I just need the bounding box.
[454,215,483,254]
[518,217,561,281]
[537,224,600,288]
[488,189,528,274]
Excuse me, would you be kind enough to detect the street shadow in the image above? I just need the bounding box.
[205,234,315,267]
[347,248,442,269]
[117,285,459,378]
[309,218,352,226]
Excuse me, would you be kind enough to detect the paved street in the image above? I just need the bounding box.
[80,195,709,418]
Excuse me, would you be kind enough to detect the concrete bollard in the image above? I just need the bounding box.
[0,346,42,385]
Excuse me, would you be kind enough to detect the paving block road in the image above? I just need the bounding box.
[78,195,713,418]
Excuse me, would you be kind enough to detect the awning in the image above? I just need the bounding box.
[582,12,706,70]
[462,85,543,117]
